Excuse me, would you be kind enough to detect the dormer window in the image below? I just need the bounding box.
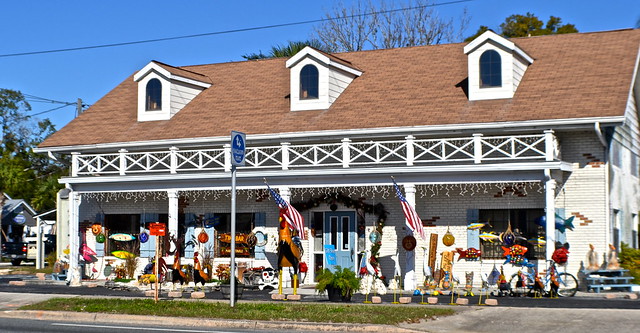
[300,65,319,99]
[479,50,502,88]
[463,30,533,101]
[145,79,162,110]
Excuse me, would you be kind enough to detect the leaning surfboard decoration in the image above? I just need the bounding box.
[109,233,136,241]
[111,250,135,259]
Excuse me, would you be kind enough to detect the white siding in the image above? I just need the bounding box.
[328,69,357,104]
[170,82,203,117]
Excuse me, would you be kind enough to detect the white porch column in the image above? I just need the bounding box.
[68,191,81,286]
[544,169,556,260]
[403,183,416,291]
[168,190,179,242]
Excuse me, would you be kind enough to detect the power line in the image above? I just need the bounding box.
[0,0,473,58]
[30,104,73,116]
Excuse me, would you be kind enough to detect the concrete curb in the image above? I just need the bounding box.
[0,310,421,332]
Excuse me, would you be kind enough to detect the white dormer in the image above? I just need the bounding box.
[286,47,362,111]
[133,61,211,122]
[464,30,534,101]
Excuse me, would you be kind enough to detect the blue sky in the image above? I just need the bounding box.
[1,0,638,131]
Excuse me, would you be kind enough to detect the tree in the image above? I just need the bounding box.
[466,12,578,41]
[242,40,327,60]
[313,0,469,52]
[0,88,67,211]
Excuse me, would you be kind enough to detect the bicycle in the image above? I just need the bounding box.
[508,260,578,297]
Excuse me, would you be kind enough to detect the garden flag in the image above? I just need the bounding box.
[392,178,427,241]
[267,184,306,239]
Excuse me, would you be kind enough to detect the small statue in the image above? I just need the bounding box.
[464,271,474,296]
[586,243,599,270]
[606,244,621,270]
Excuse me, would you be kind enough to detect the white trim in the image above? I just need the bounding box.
[134,62,211,88]
[35,116,625,153]
[286,47,362,77]
[171,75,211,89]
[464,30,534,64]
[59,161,571,185]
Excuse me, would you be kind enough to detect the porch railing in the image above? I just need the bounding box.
[71,131,557,176]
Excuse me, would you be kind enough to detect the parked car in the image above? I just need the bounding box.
[2,235,56,266]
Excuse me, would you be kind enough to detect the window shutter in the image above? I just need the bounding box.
[555,208,567,245]
[184,214,196,258]
[253,212,267,260]
[467,209,480,249]
[139,213,158,258]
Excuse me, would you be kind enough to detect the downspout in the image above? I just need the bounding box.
[594,122,611,251]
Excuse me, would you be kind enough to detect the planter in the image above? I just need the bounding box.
[327,286,352,302]
[220,283,244,300]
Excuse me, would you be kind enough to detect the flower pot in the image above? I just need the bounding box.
[327,286,352,302]
[220,284,244,300]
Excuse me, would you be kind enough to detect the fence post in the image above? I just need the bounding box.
[281,142,290,170]
[405,135,415,166]
[473,134,483,164]
[170,146,178,174]
[342,138,351,168]
[71,152,79,177]
[223,144,231,172]
[544,130,555,161]
[119,149,127,176]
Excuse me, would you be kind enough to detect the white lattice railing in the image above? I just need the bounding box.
[71,131,557,176]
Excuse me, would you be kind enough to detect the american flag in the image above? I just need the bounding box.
[393,179,427,241]
[267,185,306,240]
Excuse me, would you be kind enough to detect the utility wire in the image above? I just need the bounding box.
[30,104,73,116]
[0,0,473,58]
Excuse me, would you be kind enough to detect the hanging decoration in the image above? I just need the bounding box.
[109,233,136,241]
[455,247,481,261]
[500,221,516,246]
[502,244,534,267]
[442,226,455,246]
[91,224,102,235]
[139,232,149,243]
[96,233,106,243]
[479,231,500,243]
[369,230,381,243]
[197,230,209,244]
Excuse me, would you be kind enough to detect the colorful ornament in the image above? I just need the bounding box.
[502,244,534,267]
[479,231,500,243]
[96,233,106,243]
[455,247,481,261]
[91,224,102,235]
[139,232,149,243]
[111,250,135,259]
[500,221,516,246]
[552,246,570,265]
[442,227,455,246]
[109,233,136,241]
[369,230,381,243]
[527,237,546,248]
[466,221,491,230]
[197,230,209,243]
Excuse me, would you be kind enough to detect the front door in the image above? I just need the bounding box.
[324,211,356,272]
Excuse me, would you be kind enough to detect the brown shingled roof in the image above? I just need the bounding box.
[39,29,640,149]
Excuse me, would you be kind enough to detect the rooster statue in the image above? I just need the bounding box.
[193,251,209,291]
[277,208,303,294]
[170,250,186,290]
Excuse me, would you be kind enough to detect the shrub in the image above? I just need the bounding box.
[619,242,640,284]
[315,266,361,297]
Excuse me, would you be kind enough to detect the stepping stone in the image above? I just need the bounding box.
[86,283,98,288]
[191,291,205,299]
[144,290,155,297]
[168,291,183,298]
[287,294,301,301]
[9,281,26,286]
[36,273,46,280]
[371,296,382,304]
[455,298,469,305]
[399,297,412,304]
[624,293,638,300]
[271,294,286,300]
[484,298,498,306]
[427,297,438,304]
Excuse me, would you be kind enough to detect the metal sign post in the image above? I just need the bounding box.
[230,131,246,307]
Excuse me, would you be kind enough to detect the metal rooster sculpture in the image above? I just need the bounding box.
[276,208,303,294]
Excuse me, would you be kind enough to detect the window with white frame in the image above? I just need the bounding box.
[145,78,162,111]
[300,64,319,99]
[479,50,502,88]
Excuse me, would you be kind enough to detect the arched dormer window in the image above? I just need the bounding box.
[479,50,502,88]
[300,65,319,99]
[145,78,162,110]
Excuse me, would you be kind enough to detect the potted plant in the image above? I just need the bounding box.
[315,266,361,302]
[216,264,244,300]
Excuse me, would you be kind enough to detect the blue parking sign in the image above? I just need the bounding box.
[231,131,246,166]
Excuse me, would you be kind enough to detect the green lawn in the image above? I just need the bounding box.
[21,298,454,325]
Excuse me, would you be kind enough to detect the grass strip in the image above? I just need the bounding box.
[21,298,454,325]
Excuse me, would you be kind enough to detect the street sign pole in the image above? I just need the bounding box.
[229,131,245,308]
[230,164,237,307]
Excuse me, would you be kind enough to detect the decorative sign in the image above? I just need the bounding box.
[428,233,438,271]
[149,222,166,236]
[13,214,26,225]
[139,232,149,243]
[402,235,417,251]
[231,131,246,166]
[324,244,337,266]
